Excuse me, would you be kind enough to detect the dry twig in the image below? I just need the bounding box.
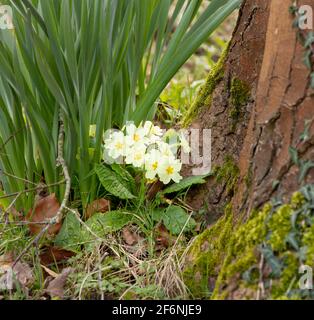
[12,117,71,267]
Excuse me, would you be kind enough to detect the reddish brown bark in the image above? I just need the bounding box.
[189,0,314,222]
[233,0,314,220]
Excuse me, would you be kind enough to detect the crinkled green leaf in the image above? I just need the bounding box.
[152,208,166,222]
[95,164,136,200]
[153,205,195,235]
[54,212,82,252]
[162,175,209,195]
[111,164,136,194]
[84,211,133,238]
[82,211,133,251]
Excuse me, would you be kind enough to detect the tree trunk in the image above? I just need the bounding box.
[184,0,314,299]
[187,0,314,221]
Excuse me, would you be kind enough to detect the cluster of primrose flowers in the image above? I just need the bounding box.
[104,121,190,185]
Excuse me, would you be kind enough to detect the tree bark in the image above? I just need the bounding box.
[188,0,314,222]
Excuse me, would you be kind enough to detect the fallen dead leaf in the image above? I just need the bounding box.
[0,253,14,290]
[0,252,14,271]
[0,258,34,292]
[121,227,146,259]
[41,265,59,278]
[46,267,73,299]
[85,198,110,219]
[39,246,75,266]
[122,227,140,246]
[26,193,61,235]
[13,262,34,287]
[155,224,176,250]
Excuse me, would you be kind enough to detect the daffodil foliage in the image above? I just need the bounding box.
[0,0,241,208]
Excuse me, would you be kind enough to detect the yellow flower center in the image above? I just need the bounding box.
[134,153,142,161]
[133,133,140,142]
[166,166,174,175]
[115,142,123,150]
[152,162,158,171]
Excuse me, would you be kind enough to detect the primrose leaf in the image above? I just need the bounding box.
[163,206,196,235]
[85,211,133,237]
[82,211,133,251]
[162,175,209,195]
[111,163,136,194]
[95,164,136,200]
[152,208,166,222]
[54,212,82,252]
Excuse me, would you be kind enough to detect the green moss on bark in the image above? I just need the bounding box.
[229,78,251,122]
[182,46,229,127]
[213,156,240,194]
[183,205,233,298]
[184,186,314,300]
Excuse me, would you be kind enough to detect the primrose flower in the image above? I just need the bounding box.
[158,157,182,184]
[105,131,127,159]
[144,149,162,179]
[158,141,176,159]
[103,122,185,185]
[125,143,147,168]
[143,121,164,142]
[125,123,148,146]
[179,132,191,153]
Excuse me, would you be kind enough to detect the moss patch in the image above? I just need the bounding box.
[184,185,314,300]
[229,78,251,122]
[183,205,233,298]
[182,45,229,127]
[213,156,240,194]
[244,165,253,189]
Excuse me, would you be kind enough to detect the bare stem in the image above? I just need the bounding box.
[54,120,71,224]
[0,181,65,200]
[12,116,71,266]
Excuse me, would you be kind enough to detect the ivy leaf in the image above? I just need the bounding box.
[95,164,136,200]
[289,146,299,166]
[162,175,209,195]
[259,244,282,278]
[285,232,299,251]
[290,208,302,229]
[242,266,259,284]
[303,51,312,69]
[304,32,314,48]
[299,119,312,143]
[311,72,314,89]
[289,5,298,15]
[299,160,314,183]
[54,212,82,252]
[298,246,308,262]
[300,185,314,202]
